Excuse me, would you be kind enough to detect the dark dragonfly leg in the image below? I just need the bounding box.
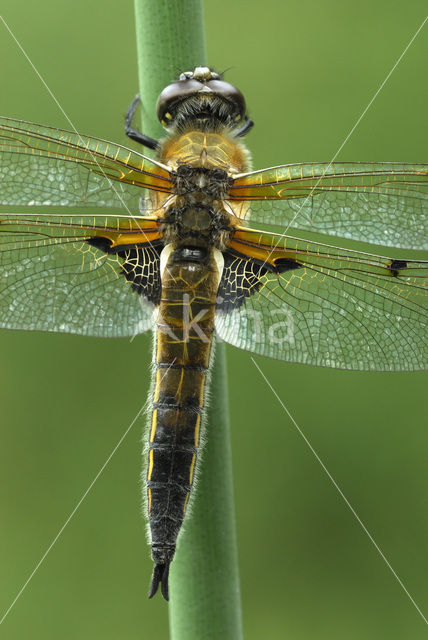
[234,116,254,138]
[125,94,160,151]
[146,244,221,600]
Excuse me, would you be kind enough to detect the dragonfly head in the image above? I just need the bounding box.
[156,66,246,131]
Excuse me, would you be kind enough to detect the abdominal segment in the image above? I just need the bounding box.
[146,243,221,600]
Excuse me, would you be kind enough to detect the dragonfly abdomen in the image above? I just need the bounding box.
[147,243,223,600]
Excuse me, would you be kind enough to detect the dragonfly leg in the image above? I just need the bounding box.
[234,116,254,138]
[125,94,160,151]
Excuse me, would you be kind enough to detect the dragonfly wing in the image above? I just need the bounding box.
[215,228,428,371]
[0,116,173,212]
[228,163,428,250]
[0,215,162,337]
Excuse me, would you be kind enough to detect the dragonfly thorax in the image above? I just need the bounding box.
[180,206,212,230]
[159,163,233,247]
[161,201,232,249]
[174,164,230,199]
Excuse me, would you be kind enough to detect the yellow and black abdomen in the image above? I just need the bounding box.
[147,243,222,599]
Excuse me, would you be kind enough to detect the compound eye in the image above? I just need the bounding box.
[156,73,247,126]
[206,80,246,122]
[156,79,202,125]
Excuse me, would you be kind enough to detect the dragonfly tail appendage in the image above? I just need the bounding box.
[148,548,174,600]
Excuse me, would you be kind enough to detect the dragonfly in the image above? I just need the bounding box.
[0,66,426,600]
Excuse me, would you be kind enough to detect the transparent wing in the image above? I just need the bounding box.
[216,228,427,371]
[0,116,173,212]
[228,163,427,250]
[0,214,161,337]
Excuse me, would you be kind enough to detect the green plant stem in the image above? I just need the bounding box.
[134,0,206,141]
[168,341,243,640]
[133,2,243,638]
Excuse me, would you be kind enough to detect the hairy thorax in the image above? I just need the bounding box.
[159,128,250,172]
[148,128,252,250]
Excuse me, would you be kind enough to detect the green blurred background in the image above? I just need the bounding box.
[0,1,427,638]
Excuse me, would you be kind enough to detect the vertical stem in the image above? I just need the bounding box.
[168,341,243,639]
[133,2,243,638]
[134,0,206,141]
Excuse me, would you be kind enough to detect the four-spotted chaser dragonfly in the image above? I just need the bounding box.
[0,67,426,600]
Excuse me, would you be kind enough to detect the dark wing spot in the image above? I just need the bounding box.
[87,236,113,252]
[87,237,163,305]
[217,252,303,312]
[217,252,268,312]
[388,259,408,276]
[274,258,302,273]
[118,245,162,304]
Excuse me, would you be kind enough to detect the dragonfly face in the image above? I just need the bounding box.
[0,66,426,601]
